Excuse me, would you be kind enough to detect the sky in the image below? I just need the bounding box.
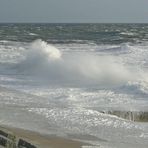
[0,0,148,23]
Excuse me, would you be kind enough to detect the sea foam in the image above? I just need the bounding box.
[17,40,132,86]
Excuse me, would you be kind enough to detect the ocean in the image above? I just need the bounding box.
[0,23,148,148]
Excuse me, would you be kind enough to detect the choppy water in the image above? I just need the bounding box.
[0,23,148,148]
[1,23,148,44]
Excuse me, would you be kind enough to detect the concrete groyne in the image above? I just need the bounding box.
[0,129,36,148]
[101,110,148,122]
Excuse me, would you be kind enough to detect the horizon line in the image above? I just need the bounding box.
[0,22,148,24]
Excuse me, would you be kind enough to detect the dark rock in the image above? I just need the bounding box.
[18,139,36,148]
[0,130,8,138]
[103,110,148,122]
[0,136,7,147]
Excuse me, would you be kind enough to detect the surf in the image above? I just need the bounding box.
[15,39,133,87]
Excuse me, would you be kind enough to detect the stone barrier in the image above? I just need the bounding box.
[101,110,148,122]
[0,129,36,148]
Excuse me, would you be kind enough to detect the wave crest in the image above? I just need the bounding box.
[17,40,132,86]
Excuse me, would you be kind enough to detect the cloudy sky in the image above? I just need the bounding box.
[0,0,148,23]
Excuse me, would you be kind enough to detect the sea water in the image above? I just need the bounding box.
[0,23,148,147]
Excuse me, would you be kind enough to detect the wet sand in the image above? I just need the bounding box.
[0,126,90,148]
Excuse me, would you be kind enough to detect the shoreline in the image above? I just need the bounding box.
[0,126,90,148]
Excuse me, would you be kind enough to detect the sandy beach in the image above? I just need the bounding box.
[0,126,89,148]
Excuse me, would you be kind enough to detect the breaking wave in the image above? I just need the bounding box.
[16,40,133,86]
